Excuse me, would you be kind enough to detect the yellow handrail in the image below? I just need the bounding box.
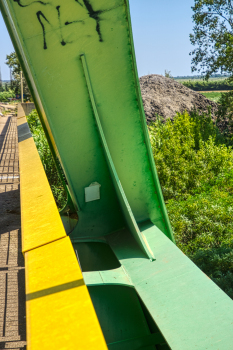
[17,113,107,350]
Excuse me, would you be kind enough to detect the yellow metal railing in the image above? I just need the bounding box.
[17,114,107,350]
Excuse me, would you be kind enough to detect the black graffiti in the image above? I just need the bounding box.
[75,0,83,7]
[65,19,84,25]
[78,0,104,42]
[56,6,66,46]
[36,11,50,49]
[13,0,48,7]
[14,0,118,49]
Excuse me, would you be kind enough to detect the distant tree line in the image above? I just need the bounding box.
[175,74,230,80]
[182,79,233,91]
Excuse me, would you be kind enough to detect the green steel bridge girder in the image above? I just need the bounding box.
[0,0,174,251]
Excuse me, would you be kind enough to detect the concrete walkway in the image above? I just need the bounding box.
[0,113,26,350]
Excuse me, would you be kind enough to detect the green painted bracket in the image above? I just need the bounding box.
[81,54,154,260]
[82,267,133,287]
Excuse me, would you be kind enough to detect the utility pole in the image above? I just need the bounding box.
[20,70,23,103]
[10,68,12,89]
[0,66,2,91]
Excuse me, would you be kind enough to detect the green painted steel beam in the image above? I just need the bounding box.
[0,0,174,247]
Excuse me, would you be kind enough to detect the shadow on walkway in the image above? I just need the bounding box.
[0,115,26,350]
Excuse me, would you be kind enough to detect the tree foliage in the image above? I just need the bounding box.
[5,52,31,99]
[190,0,233,80]
[182,78,233,91]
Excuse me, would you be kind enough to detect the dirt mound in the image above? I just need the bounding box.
[139,74,218,122]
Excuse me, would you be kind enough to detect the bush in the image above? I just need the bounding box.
[167,182,233,255]
[190,245,233,299]
[149,110,231,201]
[149,110,233,298]
[26,110,66,209]
[0,90,15,102]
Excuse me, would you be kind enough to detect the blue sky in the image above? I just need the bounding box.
[0,0,195,80]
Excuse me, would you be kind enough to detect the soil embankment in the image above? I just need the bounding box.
[139,74,218,122]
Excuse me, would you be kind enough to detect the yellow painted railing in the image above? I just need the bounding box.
[17,114,107,350]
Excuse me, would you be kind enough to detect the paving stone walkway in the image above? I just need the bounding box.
[0,114,26,350]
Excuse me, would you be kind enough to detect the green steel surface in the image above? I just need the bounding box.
[73,234,233,349]
[82,267,133,287]
[88,285,157,349]
[0,0,174,245]
[80,53,154,260]
[107,333,165,350]
[74,241,120,272]
[73,241,132,286]
[106,224,233,350]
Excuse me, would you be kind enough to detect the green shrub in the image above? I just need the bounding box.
[149,110,233,298]
[0,90,15,102]
[149,111,232,201]
[167,184,233,255]
[190,245,233,299]
[26,110,66,209]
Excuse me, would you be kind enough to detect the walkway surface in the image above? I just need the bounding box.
[0,111,26,350]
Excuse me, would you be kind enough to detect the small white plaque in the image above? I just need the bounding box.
[85,182,101,202]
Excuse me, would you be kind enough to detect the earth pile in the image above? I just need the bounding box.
[139,74,218,122]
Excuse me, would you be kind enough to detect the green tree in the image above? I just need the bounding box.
[190,0,233,80]
[5,52,31,99]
